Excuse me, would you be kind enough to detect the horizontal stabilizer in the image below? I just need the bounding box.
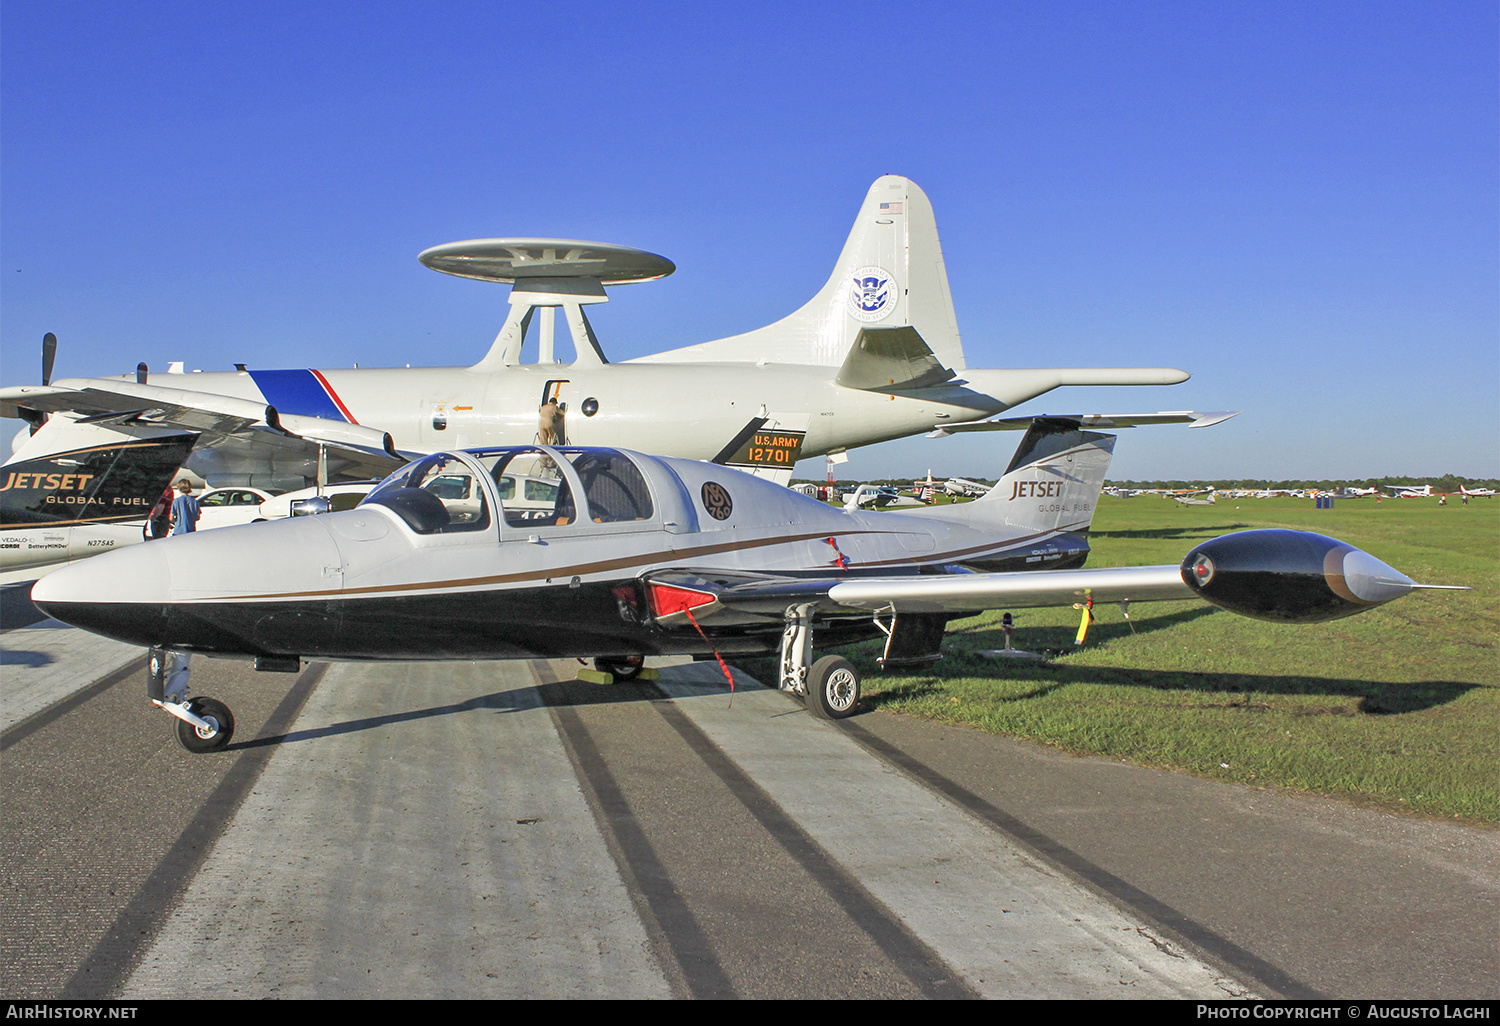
[927,410,1239,436]
[835,326,956,390]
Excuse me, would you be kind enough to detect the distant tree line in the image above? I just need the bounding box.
[1103,475,1500,491]
[791,474,1498,491]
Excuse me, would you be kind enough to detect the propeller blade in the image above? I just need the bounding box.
[27,332,59,433]
[41,332,57,387]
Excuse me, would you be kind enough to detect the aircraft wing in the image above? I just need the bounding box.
[927,411,1240,436]
[1,380,266,434]
[825,565,1192,612]
[642,564,1193,627]
[3,379,411,483]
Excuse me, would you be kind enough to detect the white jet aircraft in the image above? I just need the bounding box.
[32,416,1464,752]
[2,176,1189,492]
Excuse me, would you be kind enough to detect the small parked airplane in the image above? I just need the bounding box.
[1459,486,1495,498]
[32,416,1458,752]
[3,176,1191,492]
[943,477,993,498]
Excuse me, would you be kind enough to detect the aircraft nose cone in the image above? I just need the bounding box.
[32,516,345,651]
[1327,546,1417,605]
[31,537,174,642]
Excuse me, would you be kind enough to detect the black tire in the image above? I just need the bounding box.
[177,697,235,753]
[595,655,644,681]
[806,655,860,719]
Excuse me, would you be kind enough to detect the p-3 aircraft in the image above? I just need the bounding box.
[3,176,1189,491]
[31,417,1457,752]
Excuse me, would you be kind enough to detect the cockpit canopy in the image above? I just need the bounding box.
[361,447,656,535]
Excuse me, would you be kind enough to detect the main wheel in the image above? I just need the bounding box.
[594,655,645,681]
[806,655,861,720]
[176,697,235,753]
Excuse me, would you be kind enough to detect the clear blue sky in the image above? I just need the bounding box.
[3,1,1495,482]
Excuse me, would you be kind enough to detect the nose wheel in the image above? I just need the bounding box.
[174,697,236,753]
[147,647,236,753]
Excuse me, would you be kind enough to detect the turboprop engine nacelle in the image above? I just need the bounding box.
[1180,530,1425,623]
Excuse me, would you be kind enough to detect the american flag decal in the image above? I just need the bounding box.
[879,201,903,214]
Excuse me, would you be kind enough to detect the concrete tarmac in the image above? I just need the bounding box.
[2,623,1495,999]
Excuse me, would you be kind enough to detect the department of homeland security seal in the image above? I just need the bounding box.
[846,266,897,322]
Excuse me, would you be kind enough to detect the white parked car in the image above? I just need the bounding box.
[194,487,276,530]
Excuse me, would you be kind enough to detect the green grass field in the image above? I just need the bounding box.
[752,495,1500,824]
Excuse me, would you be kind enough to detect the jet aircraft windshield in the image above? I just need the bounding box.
[360,446,657,533]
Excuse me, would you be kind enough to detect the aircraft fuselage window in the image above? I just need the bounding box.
[566,450,654,523]
[482,451,577,528]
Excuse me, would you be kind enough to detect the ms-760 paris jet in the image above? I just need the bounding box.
[31,416,1462,753]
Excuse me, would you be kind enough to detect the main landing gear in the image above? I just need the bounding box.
[779,604,861,719]
[594,655,646,681]
[148,647,235,753]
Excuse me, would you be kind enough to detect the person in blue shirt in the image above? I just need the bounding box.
[170,479,201,535]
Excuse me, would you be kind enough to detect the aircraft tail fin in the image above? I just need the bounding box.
[632,176,966,370]
[1,422,199,528]
[911,419,1116,536]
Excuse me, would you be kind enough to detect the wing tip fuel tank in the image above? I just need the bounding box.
[1180,529,1427,623]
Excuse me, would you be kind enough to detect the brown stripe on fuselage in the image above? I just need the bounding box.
[187,529,879,603]
[175,516,1093,606]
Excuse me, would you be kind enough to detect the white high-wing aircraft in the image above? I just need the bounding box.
[1385,485,1433,497]
[2,176,1189,492]
[1173,488,1217,506]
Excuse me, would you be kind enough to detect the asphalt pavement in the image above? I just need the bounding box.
[2,621,1495,999]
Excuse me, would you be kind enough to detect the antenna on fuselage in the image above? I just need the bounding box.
[417,239,674,371]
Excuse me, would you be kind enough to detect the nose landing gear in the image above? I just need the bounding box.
[173,697,236,753]
[148,647,236,753]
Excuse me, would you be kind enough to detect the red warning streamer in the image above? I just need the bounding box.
[683,606,735,707]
